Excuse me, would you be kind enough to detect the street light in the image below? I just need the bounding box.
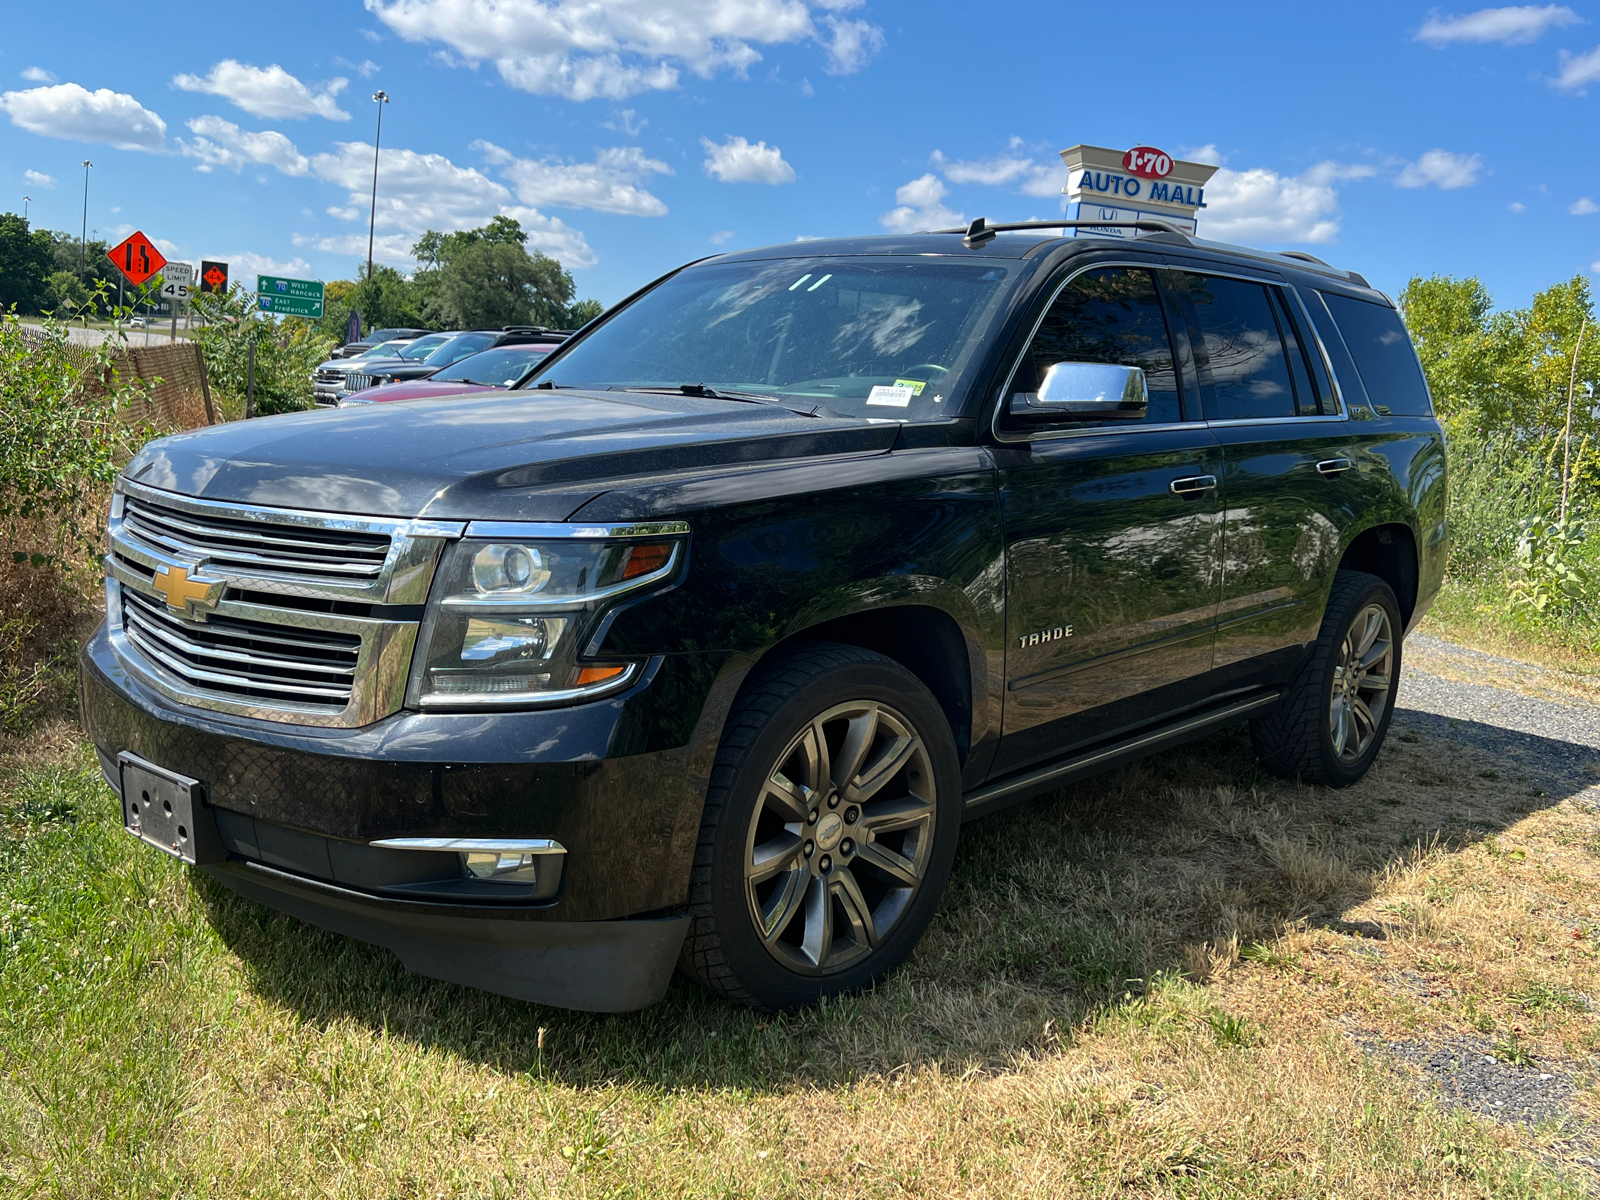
[80,160,92,284]
[22,195,30,223]
[367,90,389,284]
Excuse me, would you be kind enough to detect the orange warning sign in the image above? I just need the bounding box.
[107,231,167,287]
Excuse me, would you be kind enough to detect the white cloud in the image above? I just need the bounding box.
[1572,197,1599,214]
[1416,4,1581,45]
[335,57,382,78]
[21,67,57,84]
[701,135,795,184]
[0,83,166,151]
[1201,161,1375,245]
[603,108,646,136]
[474,140,671,215]
[304,140,597,268]
[819,15,884,73]
[23,169,55,188]
[1510,200,1528,211]
[931,141,1068,198]
[1553,44,1600,92]
[1395,148,1483,189]
[364,0,884,100]
[179,116,311,175]
[879,174,963,233]
[206,251,317,281]
[172,61,351,121]
[710,229,735,244]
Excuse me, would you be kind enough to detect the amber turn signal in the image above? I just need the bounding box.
[619,542,673,580]
[570,665,629,686]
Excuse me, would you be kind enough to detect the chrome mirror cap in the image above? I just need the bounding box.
[1010,361,1149,421]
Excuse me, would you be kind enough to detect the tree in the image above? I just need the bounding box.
[43,271,90,317]
[410,217,590,329]
[0,213,56,313]
[322,263,423,340]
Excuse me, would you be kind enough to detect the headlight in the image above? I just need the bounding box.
[407,524,686,710]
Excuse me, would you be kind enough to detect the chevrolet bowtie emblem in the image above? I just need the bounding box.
[151,563,223,618]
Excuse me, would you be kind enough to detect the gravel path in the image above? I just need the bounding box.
[1397,633,1600,805]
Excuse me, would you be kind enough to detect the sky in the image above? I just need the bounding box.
[3,1,1598,310]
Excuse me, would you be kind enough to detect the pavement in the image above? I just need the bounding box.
[1398,632,1600,803]
[17,320,194,349]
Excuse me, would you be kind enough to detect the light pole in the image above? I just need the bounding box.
[22,196,29,223]
[79,160,92,285]
[367,90,388,284]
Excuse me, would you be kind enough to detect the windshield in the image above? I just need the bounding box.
[526,256,1018,418]
[397,335,450,360]
[435,346,550,387]
[357,341,400,357]
[422,332,496,367]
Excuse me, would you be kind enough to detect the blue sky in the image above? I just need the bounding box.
[3,1,1597,310]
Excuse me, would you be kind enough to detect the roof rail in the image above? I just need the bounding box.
[934,216,1191,248]
[1278,251,1331,267]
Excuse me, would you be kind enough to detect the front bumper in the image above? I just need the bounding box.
[80,623,733,1010]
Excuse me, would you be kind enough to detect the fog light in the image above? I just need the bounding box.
[463,849,541,882]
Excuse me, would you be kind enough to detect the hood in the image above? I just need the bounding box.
[359,379,492,403]
[123,390,900,521]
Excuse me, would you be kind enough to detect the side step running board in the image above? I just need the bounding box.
[961,690,1285,822]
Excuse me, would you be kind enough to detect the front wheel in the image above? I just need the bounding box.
[681,643,962,1010]
[1251,570,1402,787]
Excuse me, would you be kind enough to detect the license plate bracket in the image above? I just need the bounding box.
[119,753,224,865]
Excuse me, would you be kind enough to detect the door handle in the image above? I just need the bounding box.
[1169,474,1218,497]
[1316,458,1353,476]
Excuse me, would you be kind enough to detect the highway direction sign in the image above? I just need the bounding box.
[107,231,166,287]
[256,274,324,318]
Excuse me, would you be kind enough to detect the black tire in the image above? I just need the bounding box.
[680,642,962,1011]
[1250,570,1403,787]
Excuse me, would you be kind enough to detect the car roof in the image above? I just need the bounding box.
[708,228,1375,290]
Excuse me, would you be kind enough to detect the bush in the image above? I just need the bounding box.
[192,284,334,416]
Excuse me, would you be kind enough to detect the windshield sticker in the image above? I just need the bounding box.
[866,385,915,408]
[893,379,928,395]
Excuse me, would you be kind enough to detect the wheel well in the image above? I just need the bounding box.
[760,606,974,765]
[1339,523,1419,624]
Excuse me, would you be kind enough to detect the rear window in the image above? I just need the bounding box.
[1318,293,1433,416]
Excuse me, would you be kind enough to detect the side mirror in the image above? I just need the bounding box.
[1010,361,1149,423]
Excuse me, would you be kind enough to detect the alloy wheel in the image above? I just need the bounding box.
[1329,602,1394,765]
[743,700,935,974]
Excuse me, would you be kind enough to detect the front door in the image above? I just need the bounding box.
[992,264,1224,776]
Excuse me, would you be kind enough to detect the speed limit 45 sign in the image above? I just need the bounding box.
[161,261,194,301]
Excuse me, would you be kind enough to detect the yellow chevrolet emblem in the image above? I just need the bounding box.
[152,564,223,616]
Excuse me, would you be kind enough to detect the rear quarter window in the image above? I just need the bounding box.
[1318,292,1434,417]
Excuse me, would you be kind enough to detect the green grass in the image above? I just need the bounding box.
[2,727,1596,1196]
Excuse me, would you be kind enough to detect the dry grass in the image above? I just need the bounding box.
[1420,581,1600,697]
[3,687,1599,1196]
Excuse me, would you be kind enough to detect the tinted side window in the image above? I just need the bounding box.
[1319,292,1434,416]
[1017,267,1183,424]
[1175,273,1295,420]
[1298,289,1370,412]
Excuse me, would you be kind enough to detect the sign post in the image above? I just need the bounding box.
[256,275,325,319]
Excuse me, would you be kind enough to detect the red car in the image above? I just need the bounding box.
[338,344,560,405]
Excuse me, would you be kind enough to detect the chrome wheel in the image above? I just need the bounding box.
[1329,602,1393,765]
[743,700,935,975]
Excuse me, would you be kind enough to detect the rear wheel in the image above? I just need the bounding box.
[681,643,961,1010]
[1251,570,1401,787]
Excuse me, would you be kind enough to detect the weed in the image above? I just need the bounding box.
[1513,982,1589,1012]
[1205,1010,1260,1048]
[1492,1034,1536,1066]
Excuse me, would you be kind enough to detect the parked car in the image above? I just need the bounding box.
[334,327,434,359]
[338,329,569,399]
[81,221,1447,1015]
[338,343,562,405]
[311,335,445,405]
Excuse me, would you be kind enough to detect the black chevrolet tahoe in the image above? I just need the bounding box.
[80,222,1448,1013]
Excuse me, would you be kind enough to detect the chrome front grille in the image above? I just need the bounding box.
[314,367,345,384]
[344,373,378,392]
[122,493,391,585]
[121,587,360,710]
[106,480,464,726]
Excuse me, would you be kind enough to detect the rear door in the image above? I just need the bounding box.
[990,260,1224,776]
[1166,265,1375,688]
